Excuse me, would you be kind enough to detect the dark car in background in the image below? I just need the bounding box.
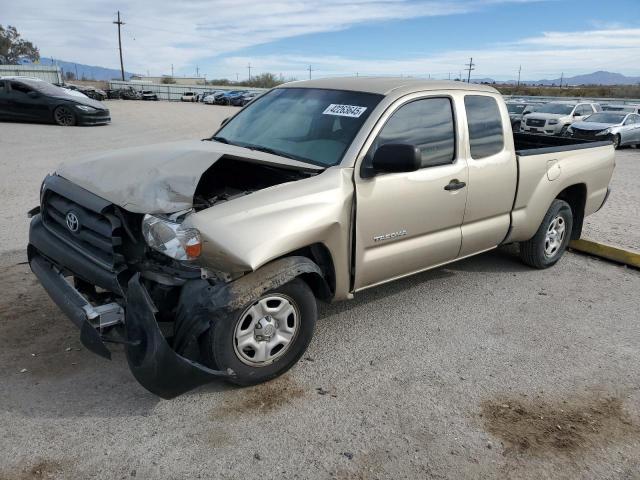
[215,90,248,105]
[0,77,110,126]
[63,84,107,101]
[230,91,261,106]
[506,101,544,132]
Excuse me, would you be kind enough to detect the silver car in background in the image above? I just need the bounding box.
[602,104,640,114]
[568,111,640,149]
[521,101,600,136]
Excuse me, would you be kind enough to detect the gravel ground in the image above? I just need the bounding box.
[1,101,639,479]
[582,148,640,253]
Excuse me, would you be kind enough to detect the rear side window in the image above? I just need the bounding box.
[10,81,33,94]
[374,97,455,168]
[464,95,504,159]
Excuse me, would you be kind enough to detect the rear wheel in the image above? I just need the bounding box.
[53,106,76,126]
[519,199,573,269]
[200,278,317,386]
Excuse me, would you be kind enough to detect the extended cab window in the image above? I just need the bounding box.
[464,95,504,159]
[372,97,455,168]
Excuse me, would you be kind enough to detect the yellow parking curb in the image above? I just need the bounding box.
[569,239,640,268]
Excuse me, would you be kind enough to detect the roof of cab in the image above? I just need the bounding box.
[280,76,499,96]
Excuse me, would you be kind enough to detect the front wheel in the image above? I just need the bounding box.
[559,125,569,136]
[53,106,76,126]
[200,278,317,386]
[519,199,573,269]
[612,134,621,149]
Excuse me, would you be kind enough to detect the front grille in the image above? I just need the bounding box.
[41,190,125,271]
[527,118,546,127]
[571,128,602,140]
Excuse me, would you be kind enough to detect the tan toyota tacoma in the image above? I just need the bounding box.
[28,78,615,398]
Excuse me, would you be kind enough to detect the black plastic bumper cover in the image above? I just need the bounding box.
[29,252,232,398]
[124,273,232,399]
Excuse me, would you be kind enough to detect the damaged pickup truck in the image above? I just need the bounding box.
[28,78,615,398]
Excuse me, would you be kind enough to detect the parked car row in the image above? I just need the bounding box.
[62,83,107,101]
[507,99,640,149]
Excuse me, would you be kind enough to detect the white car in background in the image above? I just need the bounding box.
[180,92,197,102]
[522,102,600,136]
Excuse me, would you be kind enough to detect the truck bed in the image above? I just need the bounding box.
[514,132,611,156]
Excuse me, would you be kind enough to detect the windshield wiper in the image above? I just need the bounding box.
[210,135,230,144]
[240,143,299,161]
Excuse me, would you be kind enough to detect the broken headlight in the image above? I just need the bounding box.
[142,214,202,261]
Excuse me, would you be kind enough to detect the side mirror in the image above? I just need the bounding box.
[220,117,231,127]
[368,144,421,176]
[27,91,40,98]
[573,112,580,117]
[523,111,531,116]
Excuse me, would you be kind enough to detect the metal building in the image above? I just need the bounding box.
[0,64,63,84]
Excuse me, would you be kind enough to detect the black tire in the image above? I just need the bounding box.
[53,105,76,126]
[559,125,569,136]
[513,121,521,132]
[519,199,573,269]
[200,278,317,386]
[612,134,621,149]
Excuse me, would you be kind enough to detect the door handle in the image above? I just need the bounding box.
[444,179,466,191]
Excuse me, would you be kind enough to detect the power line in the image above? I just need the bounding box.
[465,57,475,83]
[113,11,125,81]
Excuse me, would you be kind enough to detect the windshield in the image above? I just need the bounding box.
[507,104,526,114]
[213,87,383,167]
[584,113,626,124]
[536,103,574,115]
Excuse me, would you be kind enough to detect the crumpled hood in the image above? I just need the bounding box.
[56,140,321,214]
[571,121,619,131]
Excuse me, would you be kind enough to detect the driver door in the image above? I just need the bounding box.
[353,95,468,290]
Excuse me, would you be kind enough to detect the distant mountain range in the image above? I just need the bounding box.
[477,71,640,86]
[38,57,135,81]
[26,59,640,86]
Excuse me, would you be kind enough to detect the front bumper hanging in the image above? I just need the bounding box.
[29,253,233,399]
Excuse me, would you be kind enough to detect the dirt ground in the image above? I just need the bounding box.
[0,101,639,479]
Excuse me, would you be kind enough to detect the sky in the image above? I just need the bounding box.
[3,0,640,81]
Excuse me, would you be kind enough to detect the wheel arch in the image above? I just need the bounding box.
[555,183,586,240]
[274,243,335,301]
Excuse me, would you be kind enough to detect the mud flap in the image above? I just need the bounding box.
[124,273,233,399]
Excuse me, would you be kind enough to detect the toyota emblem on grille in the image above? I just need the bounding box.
[66,211,80,232]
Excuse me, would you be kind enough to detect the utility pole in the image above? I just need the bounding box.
[448,72,451,80]
[308,65,313,79]
[74,63,78,80]
[559,72,564,88]
[247,63,252,81]
[171,64,174,77]
[517,65,521,88]
[196,65,199,77]
[113,11,125,81]
[465,57,475,83]
[236,73,239,82]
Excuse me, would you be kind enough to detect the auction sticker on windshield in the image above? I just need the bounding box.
[323,104,368,118]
